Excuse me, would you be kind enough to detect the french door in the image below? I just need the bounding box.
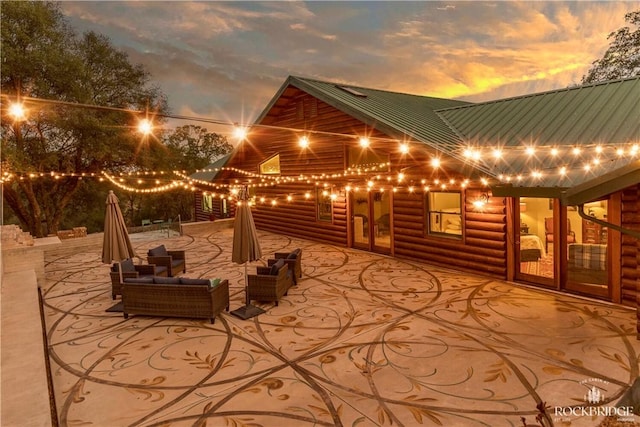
[516,197,611,300]
[516,197,555,286]
[351,188,391,254]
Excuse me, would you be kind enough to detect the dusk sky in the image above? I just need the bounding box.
[61,1,639,131]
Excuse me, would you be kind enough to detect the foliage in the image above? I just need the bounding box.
[163,125,233,171]
[1,1,168,236]
[582,10,640,84]
[128,125,233,227]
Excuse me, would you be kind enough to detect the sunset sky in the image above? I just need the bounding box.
[61,1,639,129]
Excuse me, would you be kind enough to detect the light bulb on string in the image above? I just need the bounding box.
[138,118,153,135]
[8,102,26,121]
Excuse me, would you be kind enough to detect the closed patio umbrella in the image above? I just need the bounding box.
[102,190,136,283]
[230,186,265,320]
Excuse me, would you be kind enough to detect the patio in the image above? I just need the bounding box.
[41,226,639,426]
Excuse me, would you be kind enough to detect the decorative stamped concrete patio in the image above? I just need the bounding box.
[42,227,639,426]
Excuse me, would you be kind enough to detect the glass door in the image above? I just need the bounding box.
[351,189,391,254]
[352,188,370,250]
[516,197,555,286]
[564,200,609,299]
[372,190,391,253]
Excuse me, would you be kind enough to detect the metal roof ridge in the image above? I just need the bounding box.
[435,76,640,113]
[289,75,474,104]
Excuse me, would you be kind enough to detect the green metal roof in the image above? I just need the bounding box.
[436,77,640,192]
[189,153,231,181]
[252,75,639,202]
[256,75,472,158]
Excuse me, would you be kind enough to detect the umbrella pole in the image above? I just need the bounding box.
[230,260,265,320]
[118,262,123,285]
[244,262,249,306]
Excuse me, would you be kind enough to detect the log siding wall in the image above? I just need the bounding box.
[621,184,640,307]
[392,189,507,277]
[217,89,510,277]
[198,88,634,299]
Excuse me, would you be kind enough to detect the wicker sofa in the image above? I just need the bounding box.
[247,259,293,306]
[110,258,168,299]
[147,245,186,277]
[122,276,229,323]
[267,248,302,285]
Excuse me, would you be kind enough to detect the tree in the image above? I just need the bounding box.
[1,1,168,237]
[163,125,233,171]
[132,126,234,225]
[582,10,640,84]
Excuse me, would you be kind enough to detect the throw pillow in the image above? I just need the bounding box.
[209,278,221,289]
[120,258,135,272]
[148,245,168,257]
[270,258,285,275]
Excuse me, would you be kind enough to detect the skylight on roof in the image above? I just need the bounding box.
[336,85,367,97]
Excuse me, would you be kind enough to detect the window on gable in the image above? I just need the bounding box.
[348,146,389,171]
[427,191,462,238]
[259,154,280,175]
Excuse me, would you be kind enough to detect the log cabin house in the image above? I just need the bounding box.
[191,75,640,316]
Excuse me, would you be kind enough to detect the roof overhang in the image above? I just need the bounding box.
[561,160,640,206]
[189,153,232,181]
[490,160,640,204]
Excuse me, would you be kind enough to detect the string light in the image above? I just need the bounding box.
[233,126,248,141]
[138,119,153,135]
[4,94,639,196]
[8,102,26,121]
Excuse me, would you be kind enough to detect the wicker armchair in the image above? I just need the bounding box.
[147,245,186,277]
[122,277,229,324]
[267,248,302,285]
[247,259,293,306]
[110,258,168,299]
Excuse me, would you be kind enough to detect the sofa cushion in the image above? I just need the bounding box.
[287,248,301,259]
[124,277,154,284]
[270,258,285,275]
[153,276,181,284]
[179,278,209,286]
[153,266,168,276]
[148,245,168,257]
[120,258,136,272]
